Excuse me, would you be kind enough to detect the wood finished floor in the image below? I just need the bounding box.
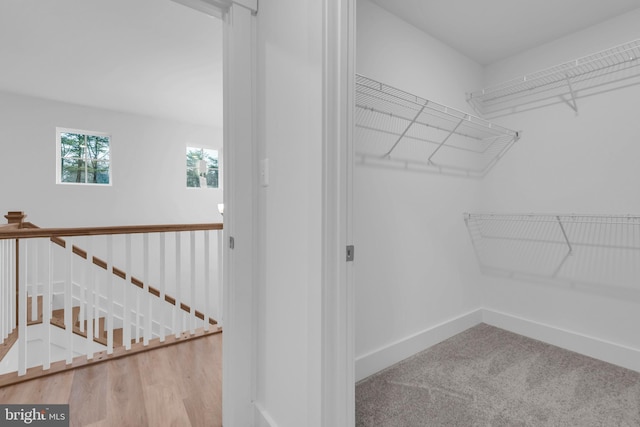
[0,333,222,427]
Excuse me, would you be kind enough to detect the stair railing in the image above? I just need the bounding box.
[0,212,223,381]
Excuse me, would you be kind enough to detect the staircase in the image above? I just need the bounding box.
[27,296,127,347]
[0,211,223,386]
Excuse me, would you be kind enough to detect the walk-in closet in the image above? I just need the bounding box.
[354,1,640,425]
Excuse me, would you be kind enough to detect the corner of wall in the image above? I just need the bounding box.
[482,309,640,373]
[355,309,483,381]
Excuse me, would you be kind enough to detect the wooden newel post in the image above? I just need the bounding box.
[5,211,26,228]
[4,212,26,333]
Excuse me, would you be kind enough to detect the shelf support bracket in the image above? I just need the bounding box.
[552,250,571,278]
[427,117,466,163]
[556,216,572,254]
[554,215,572,277]
[562,75,578,113]
[382,101,428,158]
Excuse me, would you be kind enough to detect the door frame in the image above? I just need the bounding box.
[321,0,356,425]
[220,2,258,426]
[181,0,356,424]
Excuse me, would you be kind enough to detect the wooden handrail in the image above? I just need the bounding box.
[0,222,222,240]
[0,223,20,231]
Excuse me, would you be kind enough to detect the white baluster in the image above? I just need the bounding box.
[1,240,6,343]
[144,233,151,346]
[65,238,73,364]
[124,234,131,350]
[4,240,10,340]
[135,236,141,344]
[3,240,7,341]
[204,230,210,332]
[94,269,100,343]
[159,233,166,343]
[25,240,30,323]
[43,238,51,370]
[30,240,37,323]
[18,239,27,376]
[106,235,114,355]
[217,229,223,327]
[189,230,196,335]
[78,241,85,333]
[174,232,181,339]
[85,237,94,360]
[4,239,9,341]
[10,240,16,332]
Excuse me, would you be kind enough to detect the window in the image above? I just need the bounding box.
[186,147,219,188]
[57,128,111,185]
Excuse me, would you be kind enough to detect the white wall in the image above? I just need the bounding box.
[478,10,640,357]
[0,91,223,227]
[355,0,486,380]
[255,0,323,426]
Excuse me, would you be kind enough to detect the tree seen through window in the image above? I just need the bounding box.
[59,131,110,184]
[187,147,219,188]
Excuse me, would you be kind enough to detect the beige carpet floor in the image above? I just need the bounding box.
[356,323,640,426]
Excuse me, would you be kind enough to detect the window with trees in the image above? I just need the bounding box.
[186,147,219,188]
[57,128,111,185]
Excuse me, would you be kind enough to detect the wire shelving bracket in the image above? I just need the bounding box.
[464,213,640,297]
[355,74,520,178]
[467,39,640,118]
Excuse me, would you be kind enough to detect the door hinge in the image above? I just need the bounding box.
[346,245,354,262]
[230,236,235,249]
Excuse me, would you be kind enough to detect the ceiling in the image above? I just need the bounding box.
[0,0,222,128]
[3,1,639,125]
[369,0,640,65]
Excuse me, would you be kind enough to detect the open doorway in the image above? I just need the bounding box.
[0,0,228,424]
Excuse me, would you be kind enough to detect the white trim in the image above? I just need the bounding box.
[169,2,256,424]
[355,310,484,382]
[254,402,279,427]
[321,0,356,425]
[482,309,640,373]
[170,0,231,18]
[355,308,640,382]
[221,4,257,427]
[170,0,257,16]
[233,0,257,13]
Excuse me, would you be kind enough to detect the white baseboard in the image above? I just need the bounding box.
[355,309,483,382]
[482,309,640,373]
[355,308,640,382]
[254,402,278,427]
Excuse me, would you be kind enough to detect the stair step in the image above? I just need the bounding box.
[25,295,134,348]
[18,291,201,352]
[52,306,81,328]
[72,318,130,347]
[0,330,18,362]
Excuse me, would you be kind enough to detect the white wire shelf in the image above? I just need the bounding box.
[356,74,520,178]
[467,39,640,118]
[464,213,640,298]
